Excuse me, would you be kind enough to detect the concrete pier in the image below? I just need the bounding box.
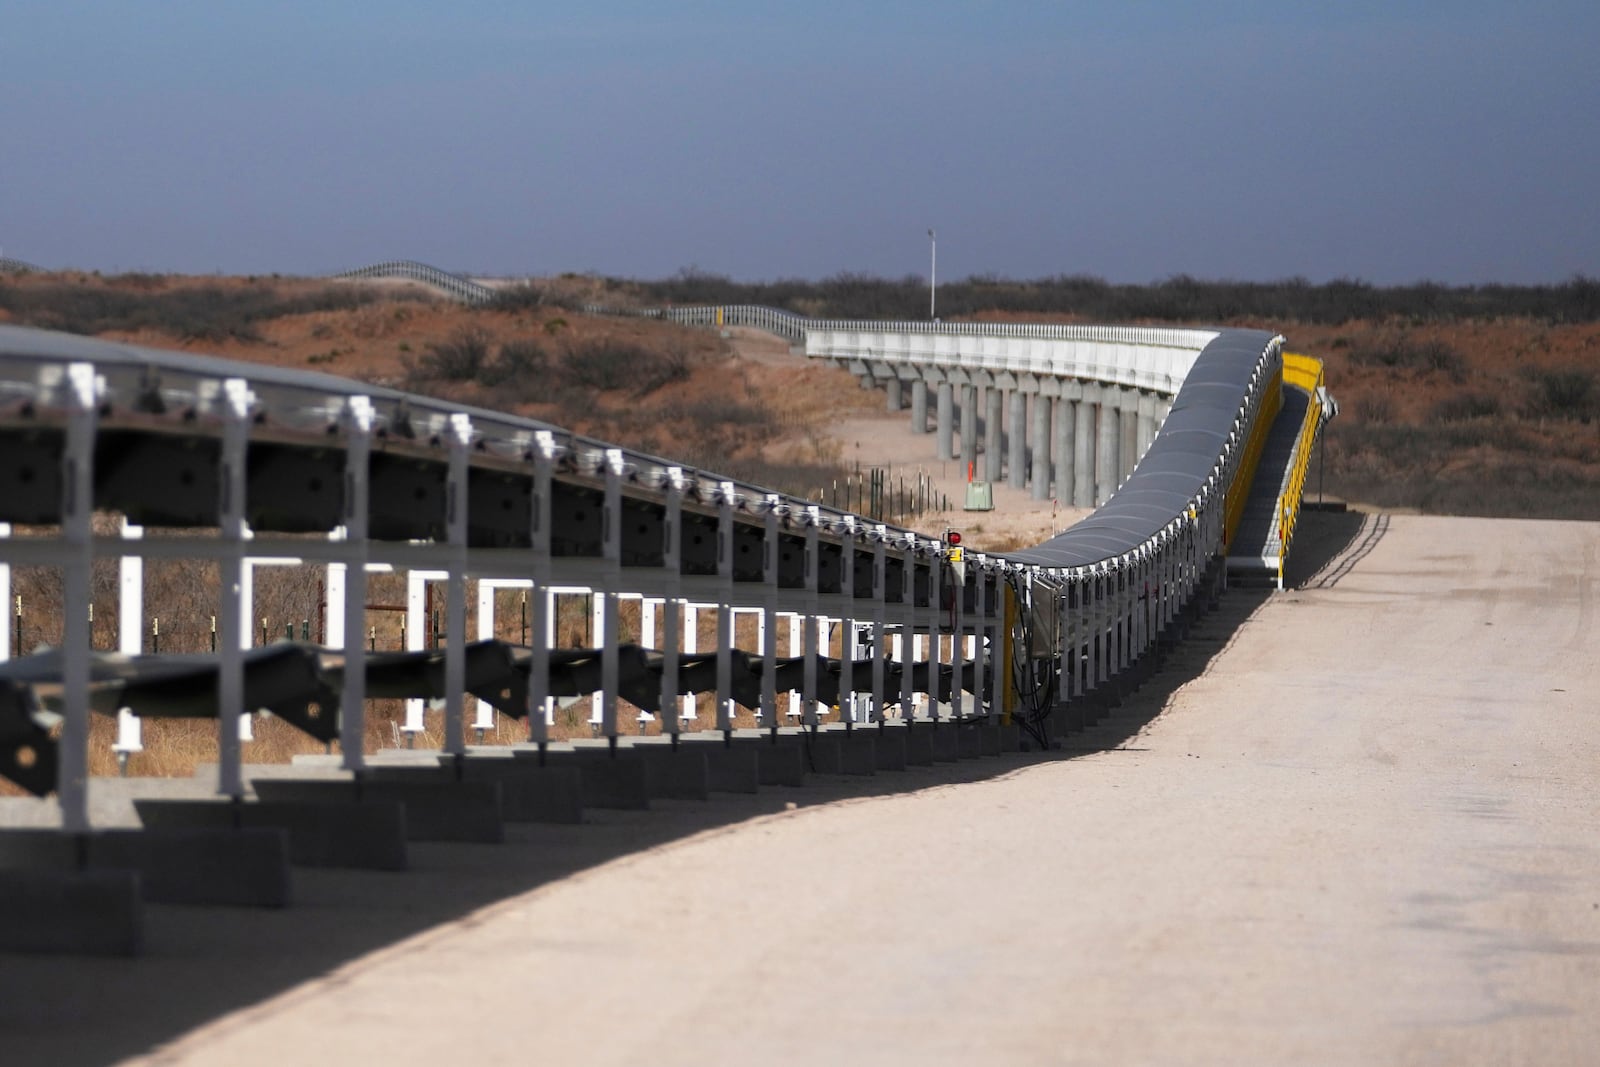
[959,383,977,476]
[1074,389,1095,507]
[1054,396,1076,504]
[911,378,928,434]
[984,386,1003,482]
[1096,395,1121,504]
[1030,390,1052,500]
[1007,389,1027,490]
[935,381,954,461]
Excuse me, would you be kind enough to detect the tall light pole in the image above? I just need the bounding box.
[928,228,937,320]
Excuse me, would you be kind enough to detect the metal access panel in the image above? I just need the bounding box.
[369,453,447,542]
[1025,574,1062,660]
[95,430,220,528]
[246,443,345,533]
[0,428,64,524]
[680,512,718,574]
[467,468,534,548]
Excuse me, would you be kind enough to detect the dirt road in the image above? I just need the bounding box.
[3,512,1563,1065]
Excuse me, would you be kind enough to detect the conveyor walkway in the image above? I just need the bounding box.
[1228,384,1314,583]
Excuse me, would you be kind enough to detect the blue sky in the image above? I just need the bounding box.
[3,2,1595,284]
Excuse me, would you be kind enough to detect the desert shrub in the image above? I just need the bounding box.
[1523,368,1596,420]
[1348,340,1464,379]
[1429,392,1502,422]
[490,283,583,312]
[0,280,386,341]
[656,396,771,426]
[1351,393,1396,424]
[560,338,690,396]
[481,338,548,384]
[416,327,492,381]
[612,271,1600,325]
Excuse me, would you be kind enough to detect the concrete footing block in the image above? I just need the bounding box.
[800,731,845,774]
[929,723,961,762]
[902,724,935,766]
[956,725,985,759]
[734,735,808,786]
[978,724,1002,756]
[872,727,909,771]
[135,798,408,871]
[829,729,877,776]
[672,738,761,794]
[513,748,650,810]
[632,746,712,801]
[997,723,1022,753]
[441,759,583,824]
[0,869,142,955]
[0,827,291,907]
[252,777,504,844]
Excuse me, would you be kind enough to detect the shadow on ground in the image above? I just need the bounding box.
[0,547,1331,1064]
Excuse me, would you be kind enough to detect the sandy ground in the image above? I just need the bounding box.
[2,509,1596,1065]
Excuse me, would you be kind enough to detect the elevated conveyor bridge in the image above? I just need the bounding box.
[0,264,1333,954]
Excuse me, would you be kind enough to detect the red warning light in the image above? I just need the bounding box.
[946,530,962,546]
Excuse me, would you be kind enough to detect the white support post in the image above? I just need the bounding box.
[339,396,374,772]
[599,448,624,741]
[588,589,604,727]
[325,560,345,649]
[216,378,252,798]
[801,505,821,728]
[926,537,942,721]
[902,540,919,717]
[681,603,698,723]
[760,494,780,730]
[403,570,428,736]
[870,525,888,725]
[58,363,98,833]
[787,614,803,721]
[715,481,736,734]
[527,431,556,746]
[114,520,144,762]
[660,467,685,739]
[475,581,497,735]
[836,516,857,724]
[441,413,472,757]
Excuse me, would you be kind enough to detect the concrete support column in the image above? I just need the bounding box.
[959,383,978,477]
[1073,391,1096,508]
[984,386,1003,482]
[1096,396,1121,505]
[1136,392,1159,458]
[911,378,929,434]
[935,381,954,461]
[1030,391,1052,500]
[1054,397,1075,504]
[886,376,903,413]
[1007,389,1028,490]
[1120,392,1140,482]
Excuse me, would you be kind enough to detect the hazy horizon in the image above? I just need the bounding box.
[4,3,1595,286]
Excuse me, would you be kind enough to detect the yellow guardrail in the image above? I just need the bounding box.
[1223,366,1283,549]
[1275,353,1326,585]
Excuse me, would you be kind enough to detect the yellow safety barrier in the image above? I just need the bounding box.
[1223,367,1283,549]
[1275,353,1326,586]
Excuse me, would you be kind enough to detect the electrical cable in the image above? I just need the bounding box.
[1005,570,1058,750]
